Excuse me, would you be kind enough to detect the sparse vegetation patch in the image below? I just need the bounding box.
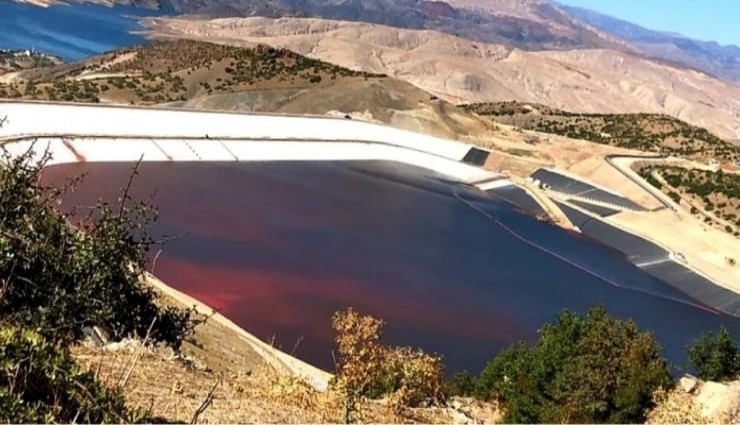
[638,165,740,235]
[464,101,740,162]
[0,40,386,106]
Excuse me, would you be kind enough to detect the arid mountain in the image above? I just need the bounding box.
[14,0,740,81]
[144,16,740,142]
[562,5,740,82]
[445,0,627,48]
[15,0,740,83]
[11,0,159,7]
[12,0,629,51]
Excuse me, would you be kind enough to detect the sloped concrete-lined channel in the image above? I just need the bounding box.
[532,168,647,211]
[556,201,740,316]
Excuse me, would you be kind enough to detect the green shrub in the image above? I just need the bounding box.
[476,306,671,423]
[444,371,476,397]
[0,148,196,349]
[687,327,739,381]
[0,325,145,423]
[667,191,681,204]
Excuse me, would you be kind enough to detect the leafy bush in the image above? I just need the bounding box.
[667,191,681,204]
[0,325,145,423]
[687,326,739,381]
[475,306,672,423]
[331,308,443,422]
[381,346,444,411]
[444,371,475,397]
[0,148,196,349]
[331,308,386,423]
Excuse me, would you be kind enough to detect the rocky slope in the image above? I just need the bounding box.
[647,375,740,424]
[0,50,62,73]
[144,16,740,143]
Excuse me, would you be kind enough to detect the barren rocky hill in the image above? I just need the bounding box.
[144,16,740,143]
[13,0,628,52]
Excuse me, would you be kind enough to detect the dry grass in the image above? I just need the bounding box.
[646,387,706,424]
[69,302,479,423]
[70,342,466,424]
[647,382,740,425]
[72,342,331,423]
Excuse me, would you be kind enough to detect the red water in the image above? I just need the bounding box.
[41,160,740,373]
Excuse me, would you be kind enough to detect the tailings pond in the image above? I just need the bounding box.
[41,160,740,373]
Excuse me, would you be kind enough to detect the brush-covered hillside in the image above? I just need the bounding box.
[464,101,740,163]
[0,40,385,105]
[0,39,499,142]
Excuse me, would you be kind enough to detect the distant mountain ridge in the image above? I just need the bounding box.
[560,4,740,82]
[9,0,631,51]
[14,0,740,81]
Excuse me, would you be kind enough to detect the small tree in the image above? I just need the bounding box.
[444,371,476,397]
[476,306,672,423]
[331,308,443,422]
[331,308,386,423]
[687,327,739,381]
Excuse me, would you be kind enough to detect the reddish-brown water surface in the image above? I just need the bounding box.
[41,160,740,373]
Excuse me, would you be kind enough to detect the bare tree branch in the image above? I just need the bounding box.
[118,155,144,219]
[190,380,219,424]
[118,317,156,389]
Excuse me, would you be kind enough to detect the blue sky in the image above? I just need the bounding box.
[556,0,740,46]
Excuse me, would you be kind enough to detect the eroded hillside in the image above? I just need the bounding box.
[143,16,740,143]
